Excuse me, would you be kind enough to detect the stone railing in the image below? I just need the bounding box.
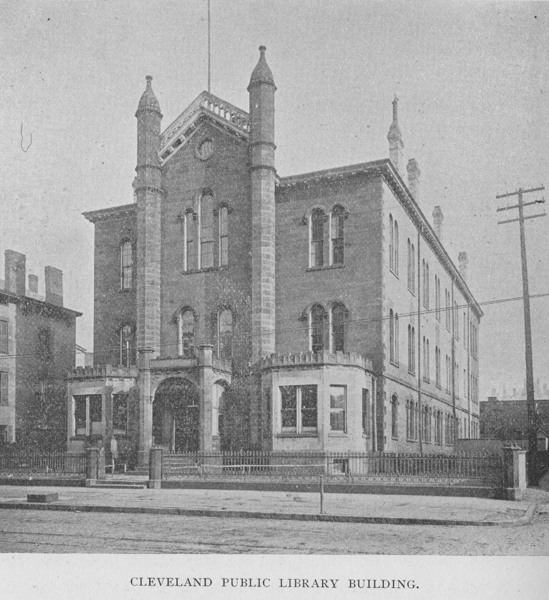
[68,365,138,380]
[259,351,373,372]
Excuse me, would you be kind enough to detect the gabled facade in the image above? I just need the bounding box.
[67,47,482,467]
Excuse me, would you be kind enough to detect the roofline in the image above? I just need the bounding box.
[278,159,483,318]
[0,290,82,318]
[83,203,136,223]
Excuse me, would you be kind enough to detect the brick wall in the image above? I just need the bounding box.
[93,209,137,366]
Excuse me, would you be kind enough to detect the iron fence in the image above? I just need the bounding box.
[0,450,87,478]
[162,451,504,487]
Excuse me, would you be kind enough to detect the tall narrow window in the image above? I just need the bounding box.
[362,389,371,436]
[185,211,197,271]
[329,385,347,433]
[119,324,134,367]
[391,394,398,439]
[219,206,229,266]
[200,193,214,268]
[218,309,233,360]
[331,303,346,353]
[410,243,416,294]
[407,239,412,290]
[425,263,430,308]
[178,310,195,358]
[389,310,395,364]
[311,209,325,267]
[395,313,399,365]
[0,320,7,354]
[331,205,345,265]
[393,220,399,275]
[38,327,53,362]
[310,304,325,353]
[445,290,451,330]
[120,240,133,290]
[454,301,459,339]
[389,215,394,271]
[213,382,227,437]
[113,393,129,432]
[0,372,8,406]
[408,325,416,375]
[435,346,441,388]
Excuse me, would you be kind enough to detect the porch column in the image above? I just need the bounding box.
[137,348,155,467]
[197,344,214,451]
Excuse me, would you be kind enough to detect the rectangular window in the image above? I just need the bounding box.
[113,393,128,432]
[445,290,451,330]
[74,395,87,435]
[0,320,8,354]
[185,214,197,271]
[330,385,347,433]
[0,372,8,406]
[74,394,103,436]
[362,389,371,436]
[38,327,53,362]
[219,209,229,267]
[280,385,317,433]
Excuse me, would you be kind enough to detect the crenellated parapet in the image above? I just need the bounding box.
[259,351,373,373]
[67,364,138,380]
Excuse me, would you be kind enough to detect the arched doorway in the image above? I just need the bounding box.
[153,378,199,452]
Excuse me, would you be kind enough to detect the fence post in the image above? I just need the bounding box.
[85,447,99,487]
[319,475,325,514]
[502,445,527,500]
[148,447,163,489]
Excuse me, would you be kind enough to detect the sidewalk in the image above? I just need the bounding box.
[0,483,544,526]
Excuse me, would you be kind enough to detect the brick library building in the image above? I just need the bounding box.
[67,47,482,467]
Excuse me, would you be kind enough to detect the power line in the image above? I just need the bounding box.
[496,184,546,485]
[1,291,548,362]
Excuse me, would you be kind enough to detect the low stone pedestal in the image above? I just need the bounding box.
[27,493,59,503]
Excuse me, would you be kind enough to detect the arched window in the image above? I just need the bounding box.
[310,304,325,353]
[219,206,229,266]
[331,205,345,265]
[200,193,214,268]
[310,209,325,267]
[120,241,133,290]
[177,309,195,358]
[218,309,233,360]
[119,324,135,367]
[331,303,346,353]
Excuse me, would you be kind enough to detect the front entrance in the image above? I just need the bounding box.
[153,378,199,452]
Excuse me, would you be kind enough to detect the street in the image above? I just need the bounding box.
[1,508,549,554]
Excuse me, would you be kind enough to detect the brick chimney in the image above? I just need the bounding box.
[4,250,26,296]
[406,158,420,201]
[458,251,468,282]
[432,206,443,242]
[45,266,63,306]
[28,274,38,294]
[387,96,404,175]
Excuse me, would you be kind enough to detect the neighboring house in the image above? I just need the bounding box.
[480,397,549,451]
[67,47,482,466]
[0,250,81,448]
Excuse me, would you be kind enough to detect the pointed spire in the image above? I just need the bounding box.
[248,45,275,89]
[387,95,404,174]
[387,95,402,141]
[137,75,161,114]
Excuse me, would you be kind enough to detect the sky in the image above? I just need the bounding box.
[0,0,547,400]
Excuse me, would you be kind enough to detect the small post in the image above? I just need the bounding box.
[502,444,527,500]
[85,447,99,487]
[319,475,325,514]
[148,447,163,489]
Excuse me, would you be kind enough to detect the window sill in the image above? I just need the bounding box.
[306,264,345,272]
[408,288,415,297]
[390,269,399,280]
[182,266,228,275]
[277,432,318,438]
[119,288,134,293]
[390,361,400,368]
[328,432,347,437]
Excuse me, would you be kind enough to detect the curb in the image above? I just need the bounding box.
[0,501,536,527]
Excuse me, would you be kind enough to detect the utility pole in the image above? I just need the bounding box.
[496,185,546,484]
